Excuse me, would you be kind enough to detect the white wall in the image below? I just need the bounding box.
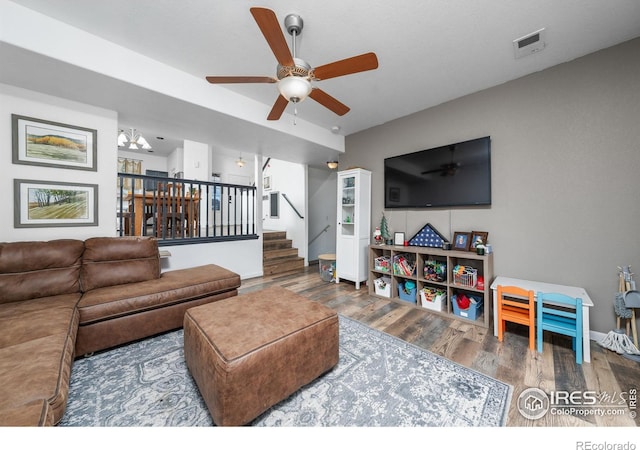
[211,151,255,186]
[167,147,184,177]
[0,84,264,279]
[0,83,118,240]
[183,139,209,181]
[262,159,308,263]
[342,38,640,334]
[161,239,262,279]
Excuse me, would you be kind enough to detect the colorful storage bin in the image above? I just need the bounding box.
[397,280,417,304]
[452,293,483,320]
[452,265,477,288]
[374,276,391,297]
[419,287,446,312]
[318,253,336,282]
[374,256,391,272]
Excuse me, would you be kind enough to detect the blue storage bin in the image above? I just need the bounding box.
[452,294,483,320]
[398,281,417,304]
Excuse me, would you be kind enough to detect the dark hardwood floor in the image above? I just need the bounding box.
[240,264,639,427]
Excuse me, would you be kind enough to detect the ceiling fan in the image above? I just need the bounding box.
[205,7,379,121]
[421,145,460,177]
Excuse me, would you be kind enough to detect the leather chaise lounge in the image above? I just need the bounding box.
[0,236,241,426]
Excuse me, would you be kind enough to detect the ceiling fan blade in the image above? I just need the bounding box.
[250,7,294,67]
[309,89,350,116]
[206,76,277,84]
[312,52,379,81]
[267,95,289,120]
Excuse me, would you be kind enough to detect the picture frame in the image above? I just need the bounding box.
[452,232,471,251]
[263,175,272,191]
[12,114,97,171]
[14,179,98,228]
[394,232,405,246]
[470,231,489,251]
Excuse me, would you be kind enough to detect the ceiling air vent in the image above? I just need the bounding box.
[513,28,546,59]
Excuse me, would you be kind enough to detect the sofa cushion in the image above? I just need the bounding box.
[0,240,84,304]
[0,294,80,348]
[0,293,80,319]
[77,264,240,325]
[0,309,78,425]
[0,399,53,426]
[80,236,160,292]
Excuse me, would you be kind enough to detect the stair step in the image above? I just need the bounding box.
[263,257,305,275]
[263,231,287,241]
[263,247,299,261]
[263,238,292,251]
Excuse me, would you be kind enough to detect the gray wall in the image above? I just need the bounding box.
[308,167,338,261]
[342,38,640,334]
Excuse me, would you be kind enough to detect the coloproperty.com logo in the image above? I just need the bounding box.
[517,387,637,420]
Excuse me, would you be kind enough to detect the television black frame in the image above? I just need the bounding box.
[384,136,492,209]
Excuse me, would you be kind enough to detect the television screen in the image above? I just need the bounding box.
[384,136,491,208]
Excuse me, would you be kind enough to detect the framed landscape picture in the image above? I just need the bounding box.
[12,114,97,171]
[14,179,98,228]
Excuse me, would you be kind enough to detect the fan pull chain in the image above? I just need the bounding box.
[293,106,298,125]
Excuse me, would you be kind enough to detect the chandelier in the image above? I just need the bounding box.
[117,128,151,150]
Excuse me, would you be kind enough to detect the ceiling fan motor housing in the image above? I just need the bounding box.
[277,57,311,80]
[284,14,303,36]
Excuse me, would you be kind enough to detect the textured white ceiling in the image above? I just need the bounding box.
[4,0,640,165]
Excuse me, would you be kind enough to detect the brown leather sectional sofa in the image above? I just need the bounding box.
[0,236,241,426]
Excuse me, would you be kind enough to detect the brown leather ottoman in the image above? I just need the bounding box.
[183,286,339,426]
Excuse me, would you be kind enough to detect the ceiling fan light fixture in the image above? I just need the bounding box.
[277,76,311,103]
[236,156,246,167]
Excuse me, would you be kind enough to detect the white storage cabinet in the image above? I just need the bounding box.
[335,168,371,289]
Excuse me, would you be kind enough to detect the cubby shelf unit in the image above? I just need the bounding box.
[368,244,494,328]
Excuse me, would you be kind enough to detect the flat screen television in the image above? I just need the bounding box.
[384,136,491,208]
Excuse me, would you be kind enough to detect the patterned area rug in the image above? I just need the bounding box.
[59,316,511,427]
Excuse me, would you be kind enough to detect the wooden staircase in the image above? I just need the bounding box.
[263,231,305,275]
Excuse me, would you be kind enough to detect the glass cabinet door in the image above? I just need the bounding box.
[340,175,356,236]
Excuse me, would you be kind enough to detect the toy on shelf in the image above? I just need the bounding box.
[424,259,446,282]
[393,254,416,277]
[452,264,478,288]
[380,213,391,243]
[373,226,383,245]
[374,256,391,272]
